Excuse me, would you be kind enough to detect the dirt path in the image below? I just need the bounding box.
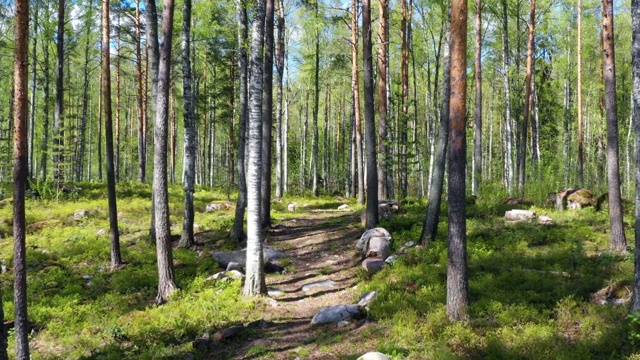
[217,211,384,360]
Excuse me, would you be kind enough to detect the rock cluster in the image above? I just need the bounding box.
[357,228,392,276]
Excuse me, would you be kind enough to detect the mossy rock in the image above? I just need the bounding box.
[567,189,595,207]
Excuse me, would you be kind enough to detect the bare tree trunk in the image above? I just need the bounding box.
[420,11,450,245]
[472,0,482,196]
[231,0,248,242]
[146,0,160,242]
[179,0,196,249]
[312,0,320,197]
[602,0,627,253]
[352,0,364,204]
[115,15,121,182]
[261,0,275,228]
[631,0,640,311]
[41,15,51,183]
[244,0,267,297]
[518,0,535,198]
[400,0,410,199]
[502,0,513,193]
[363,0,378,229]
[29,2,38,180]
[447,0,469,322]
[13,0,30,356]
[103,0,123,269]
[76,5,92,182]
[377,0,388,200]
[275,0,285,199]
[153,0,178,303]
[54,0,65,187]
[577,0,584,187]
[136,0,146,182]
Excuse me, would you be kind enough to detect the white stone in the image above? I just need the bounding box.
[357,352,391,360]
[338,204,350,210]
[504,209,536,222]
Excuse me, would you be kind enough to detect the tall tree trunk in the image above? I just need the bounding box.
[244,0,267,297]
[447,0,469,322]
[40,18,51,183]
[115,20,121,182]
[136,0,146,182]
[518,0,535,198]
[146,0,160,242]
[13,0,30,356]
[400,0,410,199]
[312,0,320,197]
[352,0,364,204]
[631,0,640,311]
[577,0,584,187]
[261,0,275,228]
[98,57,103,181]
[275,0,285,199]
[420,12,450,244]
[153,0,178,303]
[231,0,249,242]
[472,0,482,196]
[29,2,37,180]
[103,0,123,269]
[502,0,513,193]
[76,5,92,182]
[602,0,626,253]
[179,0,196,249]
[363,0,378,229]
[54,0,65,187]
[377,0,388,200]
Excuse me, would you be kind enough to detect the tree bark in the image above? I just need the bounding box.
[275,0,285,199]
[136,0,146,182]
[312,0,321,197]
[13,0,30,356]
[377,0,388,200]
[447,0,469,322]
[631,0,640,311]
[29,2,37,180]
[54,0,65,187]
[577,0,584,187]
[420,13,450,245]
[153,0,178,303]
[363,0,378,229]
[103,0,123,269]
[352,0,364,205]
[146,0,160,242]
[502,0,513,193]
[472,0,482,196]
[231,0,249,242]
[40,13,51,183]
[602,0,627,253]
[244,0,267,297]
[76,4,93,182]
[261,0,275,229]
[179,0,196,249]
[518,0,535,198]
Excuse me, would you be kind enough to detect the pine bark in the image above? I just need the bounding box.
[275,0,285,199]
[312,0,320,197]
[244,0,267,296]
[261,0,275,228]
[577,0,584,187]
[179,0,196,249]
[472,0,482,196]
[76,6,92,182]
[231,0,249,242]
[518,0,535,198]
[136,0,146,182]
[447,0,469,322]
[40,17,51,183]
[153,0,178,303]
[363,0,378,229]
[146,0,160,242]
[53,0,65,187]
[377,0,388,200]
[351,0,365,205]
[502,0,513,193]
[602,0,627,253]
[631,0,640,311]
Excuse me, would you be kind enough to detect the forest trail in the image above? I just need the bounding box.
[219,210,383,360]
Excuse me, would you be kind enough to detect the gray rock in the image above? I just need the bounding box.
[206,203,224,212]
[225,270,244,279]
[287,203,296,212]
[362,258,386,275]
[538,215,553,225]
[357,352,391,360]
[357,291,377,308]
[385,255,399,265]
[504,209,536,222]
[213,324,244,341]
[338,204,350,210]
[212,246,285,269]
[206,272,228,281]
[356,228,392,250]
[301,280,336,292]
[310,304,361,325]
[267,288,284,297]
[226,262,243,272]
[365,237,391,260]
[73,210,89,221]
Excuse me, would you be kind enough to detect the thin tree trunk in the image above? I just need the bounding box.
[136,0,146,182]
[179,0,196,248]
[447,0,469,322]
[244,0,267,297]
[363,0,378,229]
[40,19,51,183]
[472,0,482,196]
[400,0,410,199]
[153,0,178,303]
[312,0,320,197]
[631,0,640,311]
[261,0,275,228]
[29,2,38,180]
[577,0,584,187]
[115,20,121,182]
[54,0,65,187]
[76,6,92,182]
[377,0,388,200]
[602,0,627,253]
[518,0,535,198]
[13,0,30,356]
[146,0,160,242]
[502,0,513,193]
[231,0,249,242]
[352,0,364,204]
[420,12,450,245]
[275,0,285,199]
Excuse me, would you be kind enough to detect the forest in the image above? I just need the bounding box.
[1,0,640,358]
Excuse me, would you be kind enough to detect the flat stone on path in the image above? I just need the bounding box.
[212,246,285,269]
[357,352,391,360]
[301,280,337,292]
[267,288,284,297]
[310,304,361,325]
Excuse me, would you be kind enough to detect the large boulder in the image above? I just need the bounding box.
[365,237,391,260]
[504,209,536,223]
[362,258,386,275]
[311,304,362,325]
[567,189,596,209]
[212,246,285,269]
[356,228,391,250]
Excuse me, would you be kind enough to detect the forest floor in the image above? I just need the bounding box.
[218,210,384,360]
